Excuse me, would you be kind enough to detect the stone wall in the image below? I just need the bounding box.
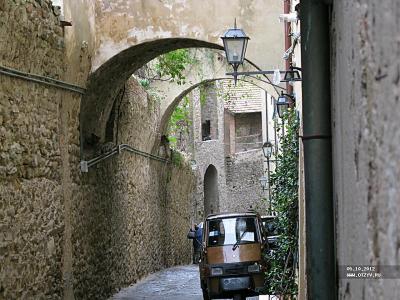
[331,1,400,299]
[190,82,268,218]
[234,112,263,152]
[0,2,196,299]
[191,85,228,219]
[200,83,219,141]
[225,150,267,213]
[72,78,196,299]
[1,1,70,298]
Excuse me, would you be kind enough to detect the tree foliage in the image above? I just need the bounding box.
[264,109,299,297]
[155,49,194,85]
[167,95,191,149]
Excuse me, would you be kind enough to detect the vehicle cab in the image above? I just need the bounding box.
[199,212,268,300]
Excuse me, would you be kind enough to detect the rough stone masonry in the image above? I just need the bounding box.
[0,1,195,299]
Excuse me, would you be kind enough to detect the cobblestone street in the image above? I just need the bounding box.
[111,265,265,300]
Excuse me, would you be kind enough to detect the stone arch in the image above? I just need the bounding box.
[204,164,219,216]
[80,38,223,154]
[158,77,274,138]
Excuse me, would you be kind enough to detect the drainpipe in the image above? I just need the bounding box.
[284,0,293,95]
[300,0,336,299]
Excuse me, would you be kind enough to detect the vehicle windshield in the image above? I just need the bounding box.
[207,217,259,247]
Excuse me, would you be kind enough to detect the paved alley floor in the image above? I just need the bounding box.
[110,264,270,300]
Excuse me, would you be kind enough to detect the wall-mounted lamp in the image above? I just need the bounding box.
[221,22,301,86]
[221,19,249,84]
[190,160,198,171]
[262,141,274,159]
[281,65,302,82]
[259,176,268,190]
[277,91,295,118]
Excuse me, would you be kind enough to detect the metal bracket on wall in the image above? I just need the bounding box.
[300,134,332,141]
[80,144,169,173]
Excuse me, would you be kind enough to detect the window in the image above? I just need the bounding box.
[207,217,258,247]
[202,120,211,141]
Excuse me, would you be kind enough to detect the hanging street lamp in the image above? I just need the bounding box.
[259,176,268,191]
[221,20,250,84]
[221,23,301,87]
[281,64,302,82]
[276,92,290,118]
[276,91,296,118]
[262,141,274,159]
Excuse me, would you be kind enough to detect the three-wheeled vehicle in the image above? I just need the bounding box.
[199,212,268,300]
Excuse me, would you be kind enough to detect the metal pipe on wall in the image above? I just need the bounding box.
[284,0,293,95]
[300,0,336,299]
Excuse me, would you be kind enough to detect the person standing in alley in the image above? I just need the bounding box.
[187,223,203,264]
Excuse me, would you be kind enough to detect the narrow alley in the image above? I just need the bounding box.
[2,0,400,299]
[111,265,265,300]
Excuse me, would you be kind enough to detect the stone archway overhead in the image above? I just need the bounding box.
[80,38,223,151]
[158,77,273,137]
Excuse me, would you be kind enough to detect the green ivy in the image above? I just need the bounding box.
[138,78,150,89]
[170,150,184,167]
[155,49,196,85]
[264,109,299,297]
[167,95,191,149]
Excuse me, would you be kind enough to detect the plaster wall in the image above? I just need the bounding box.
[93,0,284,72]
[83,0,286,147]
[332,1,400,298]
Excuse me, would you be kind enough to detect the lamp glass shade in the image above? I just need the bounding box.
[259,176,268,189]
[262,142,273,158]
[277,95,289,118]
[221,28,249,66]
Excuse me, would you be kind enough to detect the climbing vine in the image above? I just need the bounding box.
[264,108,299,297]
[137,48,199,86]
[167,95,191,149]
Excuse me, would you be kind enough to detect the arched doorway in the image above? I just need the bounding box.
[204,165,219,216]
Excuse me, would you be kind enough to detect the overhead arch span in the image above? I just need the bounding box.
[80,38,223,153]
[158,77,274,140]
